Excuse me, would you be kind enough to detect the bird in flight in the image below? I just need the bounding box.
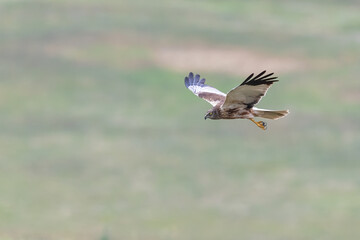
[184,71,289,130]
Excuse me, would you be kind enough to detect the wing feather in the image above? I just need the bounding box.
[185,72,226,107]
[222,71,278,109]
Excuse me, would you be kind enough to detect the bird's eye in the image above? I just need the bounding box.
[209,112,213,115]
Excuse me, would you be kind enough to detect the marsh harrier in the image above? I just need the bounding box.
[185,71,289,130]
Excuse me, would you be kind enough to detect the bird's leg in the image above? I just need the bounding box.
[249,118,267,130]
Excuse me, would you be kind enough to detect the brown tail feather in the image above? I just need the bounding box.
[253,109,289,120]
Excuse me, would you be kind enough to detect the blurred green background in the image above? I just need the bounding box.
[1,0,360,239]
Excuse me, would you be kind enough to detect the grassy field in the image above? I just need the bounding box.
[0,0,360,239]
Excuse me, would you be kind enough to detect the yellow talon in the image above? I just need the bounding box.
[249,118,267,130]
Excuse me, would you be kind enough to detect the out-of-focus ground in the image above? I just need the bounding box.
[0,0,360,239]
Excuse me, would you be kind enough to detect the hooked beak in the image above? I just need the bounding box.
[204,114,208,120]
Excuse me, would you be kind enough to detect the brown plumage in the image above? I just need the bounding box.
[184,71,289,130]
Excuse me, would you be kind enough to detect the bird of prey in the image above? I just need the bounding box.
[184,71,289,130]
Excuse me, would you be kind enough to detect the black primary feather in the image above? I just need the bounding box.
[240,70,278,86]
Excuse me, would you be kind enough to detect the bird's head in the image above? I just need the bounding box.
[204,109,219,120]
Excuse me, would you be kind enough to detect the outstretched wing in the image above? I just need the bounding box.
[185,72,226,107]
[222,70,278,109]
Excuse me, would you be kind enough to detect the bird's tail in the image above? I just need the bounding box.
[253,108,289,120]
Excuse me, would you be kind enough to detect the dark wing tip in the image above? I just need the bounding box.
[255,70,267,78]
[188,72,194,85]
[241,70,279,86]
[184,76,189,88]
[195,74,200,82]
[185,72,206,86]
